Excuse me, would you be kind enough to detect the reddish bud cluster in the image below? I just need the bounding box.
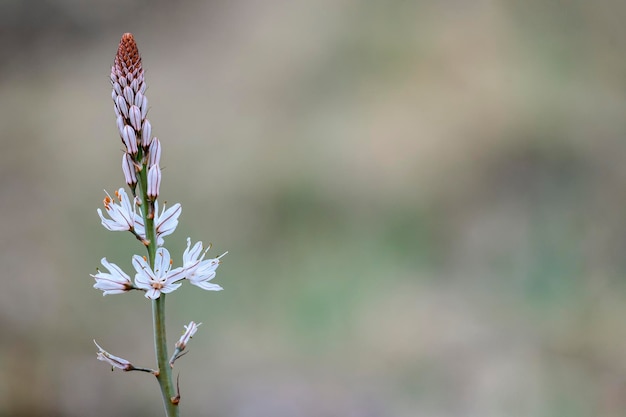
[114,33,142,80]
[110,33,161,200]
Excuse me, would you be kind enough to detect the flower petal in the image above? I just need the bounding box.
[153,248,171,278]
[160,281,182,294]
[145,288,161,299]
[190,281,223,291]
[155,203,181,238]
[183,237,204,266]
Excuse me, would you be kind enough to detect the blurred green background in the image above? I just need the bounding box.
[2,0,626,416]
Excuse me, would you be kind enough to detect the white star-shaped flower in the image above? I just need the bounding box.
[134,201,181,246]
[182,238,227,291]
[97,188,137,232]
[91,257,133,295]
[133,247,185,299]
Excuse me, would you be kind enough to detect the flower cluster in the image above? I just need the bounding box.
[94,188,226,299]
[93,33,227,300]
[97,188,181,246]
[111,33,158,197]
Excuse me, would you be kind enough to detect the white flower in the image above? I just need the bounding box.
[182,237,227,291]
[91,258,133,295]
[133,247,185,299]
[176,321,201,350]
[134,201,181,246]
[97,188,137,232]
[94,340,133,371]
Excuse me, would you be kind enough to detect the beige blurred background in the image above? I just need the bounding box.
[2,0,626,416]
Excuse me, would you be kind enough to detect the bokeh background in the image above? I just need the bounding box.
[1,0,626,416]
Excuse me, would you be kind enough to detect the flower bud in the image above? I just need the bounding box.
[129,105,142,131]
[134,91,144,107]
[148,137,161,168]
[140,96,149,120]
[115,95,129,118]
[116,116,125,136]
[112,81,122,96]
[130,78,140,93]
[121,125,138,155]
[141,119,152,148]
[123,86,134,108]
[147,164,161,200]
[122,153,137,187]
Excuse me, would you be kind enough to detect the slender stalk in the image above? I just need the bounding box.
[100,33,226,417]
[153,296,177,416]
[137,163,179,417]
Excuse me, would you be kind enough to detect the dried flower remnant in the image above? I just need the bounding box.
[176,321,201,351]
[94,340,155,374]
[94,340,133,371]
[169,322,202,367]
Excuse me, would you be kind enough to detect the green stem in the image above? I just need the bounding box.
[137,161,179,417]
[153,295,178,417]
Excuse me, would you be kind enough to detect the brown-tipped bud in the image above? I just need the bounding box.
[111,33,152,154]
[114,33,143,81]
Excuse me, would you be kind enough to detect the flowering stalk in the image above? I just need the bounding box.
[92,33,226,417]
